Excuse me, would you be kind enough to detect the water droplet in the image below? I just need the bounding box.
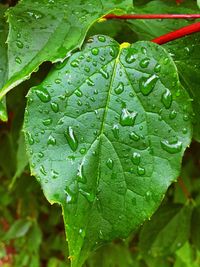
[129,131,140,141]
[98,36,106,42]
[145,191,151,201]
[64,126,78,152]
[40,165,47,175]
[79,148,86,154]
[182,128,187,134]
[163,57,170,65]
[99,68,109,79]
[169,110,177,119]
[183,114,189,121]
[86,78,94,86]
[51,102,59,113]
[161,89,172,109]
[55,78,61,84]
[79,189,95,203]
[132,152,141,165]
[38,152,44,158]
[70,60,79,67]
[15,56,22,64]
[35,87,51,103]
[91,48,99,55]
[65,185,77,204]
[16,40,23,49]
[52,170,59,179]
[161,140,182,154]
[42,118,52,126]
[106,158,114,170]
[79,228,86,238]
[47,135,56,146]
[112,124,119,139]
[125,53,136,64]
[77,163,87,184]
[84,66,90,73]
[120,108,137,126]
[137,166,145,175]
[140,58,150,68]
[75,89,83,97]
[154,63,161,73]
[114,82,124,95]
[26,132,34,145]
[140,74,158,96]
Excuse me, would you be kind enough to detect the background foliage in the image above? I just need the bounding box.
[0,0,200,266]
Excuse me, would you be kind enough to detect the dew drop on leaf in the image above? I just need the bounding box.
[98,35,106,42]
[131,152,141,165]
[77,163,87,184]
[106,158,114,170]
[40,165,47,175]
[160,140,182,154]
[15,56,22,64]
[79,189,95,203]
[114,82,124,95]
[139,58,150,68]
[70,60,79,68]
[140,74,158,96]
[161,89,172,109]
[64,126,78,152]
[47,135,56,146]
[26,132,34,145]
[154,63,161,73]
[120,108,137,126]
[129,131,140,141]
[169,110,177,120]
[91,48,99,55]
[112,124,119,139]
[65,185,77,204]
[35,87,51,103]
[99,68,109,79]
[16,40,23,49]
[51,102,59,113]
[42,118,52,126]
[137,166,145,176]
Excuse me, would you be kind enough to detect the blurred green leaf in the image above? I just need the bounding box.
[3,219,32,240]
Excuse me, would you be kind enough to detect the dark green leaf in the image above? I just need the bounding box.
[24,35,192,266]
[191,205,200,250]
[164,32,200,142]
[127,0,199,40]
[139,203,193,257]
[0,5,8,121]
[0,0,132,100]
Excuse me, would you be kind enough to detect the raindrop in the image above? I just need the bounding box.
[75,89,83,97]
[55,78,61,84]
[137,166,145,175]
[79,228,86,238]
[64,126,78,151]
[38,152,44,158]
[35,87,51,103]
[79,189,95,203]
[42,118,52,126]
[77,163,87,184]
[154,63,161,73]
[114,82,124,95]
[98,35,106,42]
[182,128,187,134]
[125,53,136,64]
[140,74,158,96]
[99,68,109,79]
[40,165,47,175]
[79,148,86,154]
[129,131,140,141]
[70,60,79,67]
[112,124,119,139]
[131,152,141,165]
[26,132,34,145]
[15,56,22,64]
[161,89,172,109]
[47,135,56,146]
[91,48,99,55]
[52,170,59,179]
[169,110,177,120]
[145,191,151,201]
[120,108,137,126]
[16,40,23,49]
[51,102,59,113]
[84,66,90,73]
[139,58,150,68]
[106,158,114,170]
[86,78,94,86]
[160,140,182,154]
[65,185,77,204]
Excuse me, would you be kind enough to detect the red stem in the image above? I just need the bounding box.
[105,14,200,20]
[151,22,200,44]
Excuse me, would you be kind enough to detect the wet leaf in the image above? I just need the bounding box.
[24,35,192,266]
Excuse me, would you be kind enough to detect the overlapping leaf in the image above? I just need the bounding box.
[126,0,200,40]
[0,0,132,101]
[24,35,192,266]
[0,5,8,121]
[164,32,200,141]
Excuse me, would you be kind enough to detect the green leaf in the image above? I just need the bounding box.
[3,218,32,240]
[0,0,132,100]
[198,0,200,9]
[174,242,200,267]
[0,5,8,121]
[164,32,200,141]
[191,205,200,250]
[24,35,192,266]
[10,130,29,189]
[139,203,193,257]
[126,0,199,40]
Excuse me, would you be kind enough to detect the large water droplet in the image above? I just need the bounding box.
[114,82,124,95]
[91,48,99,55]
[35,87,51,103]
[106,158,114,170]
[77,163,87,184]
[140,74,158,96]
[129,131,140,141]
[162,89,172,109]
[139,58,150,68]
[112,124,119,139]
[160,140,182,154]
[65,126,78,151]
[120,108,137,126]
[132,152,141,165]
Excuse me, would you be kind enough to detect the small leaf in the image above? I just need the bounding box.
[24,35,192,266]
[3,219,32,240]
[0,0,132,100]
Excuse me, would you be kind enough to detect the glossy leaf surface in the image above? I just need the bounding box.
[164,32,200,141]
[0,5,8,121]
[0,0,132,100]
[24,35,192,266]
